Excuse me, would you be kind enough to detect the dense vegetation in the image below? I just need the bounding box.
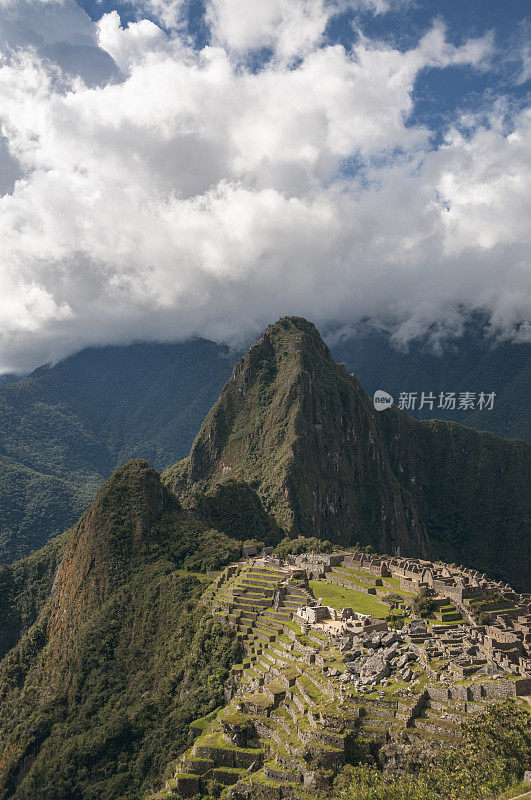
[0,461,242,800]
[334,701,531,800]
[0,339,235,563]
[191,480,282,545]
[165,317,530,589]
[0,530,67,660]
[275,536,333,558]
[412,589,437,617]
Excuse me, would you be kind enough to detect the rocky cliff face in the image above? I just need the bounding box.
[164,317,530,588]
[377,411,530,588]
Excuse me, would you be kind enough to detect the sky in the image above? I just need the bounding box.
[0,0,529,372]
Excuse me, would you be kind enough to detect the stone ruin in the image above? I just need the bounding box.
[150,551,531,800]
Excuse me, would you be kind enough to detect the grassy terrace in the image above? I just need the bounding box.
[309,580,388,618]
[332,567,416,599]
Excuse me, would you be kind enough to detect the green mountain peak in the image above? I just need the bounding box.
[164,317,530,589]
[164,316,428,557]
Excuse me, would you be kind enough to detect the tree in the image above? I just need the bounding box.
[412,589,437,617]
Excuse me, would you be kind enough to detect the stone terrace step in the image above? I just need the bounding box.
[239,579,277,592]
[256,622,285,639]
[212,767,247,786]
[262,609,292,621]
[248,568,287,579]
[264,761,303,784]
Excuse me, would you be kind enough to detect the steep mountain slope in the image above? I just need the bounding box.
[164,318,430,558]
[0,339,235,564]
[0,460,241,800]
[377,412,530,587]
[0,530,67,662]
[165,317,530,589]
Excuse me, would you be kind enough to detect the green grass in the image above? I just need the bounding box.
[308,628,328,640]
[244,693,274,709]
[309,580,388,618]
[282,619,302,634]
[190,707,222,732]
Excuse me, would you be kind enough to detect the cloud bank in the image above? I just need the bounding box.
[0,0,529,371]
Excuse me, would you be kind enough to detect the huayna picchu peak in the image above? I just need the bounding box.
[164,317,529,590]
[0,318,529,800]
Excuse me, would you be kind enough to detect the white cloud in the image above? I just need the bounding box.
[206,0,329,62]
[0,0,528,372]
[97,11,170,73]
[130,0,186,31]
[343,0,412,15]
[0,0,119,87]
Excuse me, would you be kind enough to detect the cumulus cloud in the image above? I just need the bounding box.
[0,0,529,372]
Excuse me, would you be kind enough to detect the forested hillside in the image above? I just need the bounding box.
[0,460,242,800]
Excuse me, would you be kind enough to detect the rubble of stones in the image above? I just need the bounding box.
[287,551,531,681]
[337,626,420,691]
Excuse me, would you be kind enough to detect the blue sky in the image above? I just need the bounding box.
[0,0,529,371]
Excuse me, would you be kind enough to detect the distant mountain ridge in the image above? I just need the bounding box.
[0,339,235,563]
[333,320,530,440]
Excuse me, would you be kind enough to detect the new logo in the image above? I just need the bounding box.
[373,389,393,411]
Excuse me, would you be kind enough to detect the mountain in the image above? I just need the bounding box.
[332,319,531,440]
[165,317,530,589]
[0,320,529,799]
[0,459,242,800]
[1,319,529,567]
[0,339,235,564]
